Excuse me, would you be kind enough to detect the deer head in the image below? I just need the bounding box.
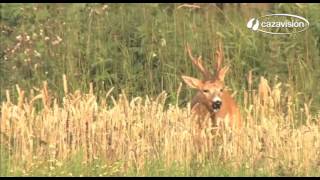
[182,41,230,113]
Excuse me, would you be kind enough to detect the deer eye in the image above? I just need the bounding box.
[203,89,209,93]
[220,88,224,92]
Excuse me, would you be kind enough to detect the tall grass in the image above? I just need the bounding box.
[1,3,320,176]
[1,4,320,111]
[0,75,319,176]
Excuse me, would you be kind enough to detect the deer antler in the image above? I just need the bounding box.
[214,40,224,73]
[186,43,214,80]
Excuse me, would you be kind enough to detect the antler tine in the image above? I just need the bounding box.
[186,43,214,80]
[214,40,224,73]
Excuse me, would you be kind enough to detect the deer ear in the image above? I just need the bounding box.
[181,76,203,89]
[217,66,229,82]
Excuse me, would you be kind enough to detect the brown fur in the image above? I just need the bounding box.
[191,89,241,129]
[183,43,241,130]
[182,68,241,130]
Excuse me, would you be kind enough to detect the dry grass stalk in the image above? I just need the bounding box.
[0,76,319,175]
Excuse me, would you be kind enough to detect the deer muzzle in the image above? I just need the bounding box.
[212,96,222,112]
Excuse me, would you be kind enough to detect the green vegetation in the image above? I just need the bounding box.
[1,3,320,177]
[1,4,320,108]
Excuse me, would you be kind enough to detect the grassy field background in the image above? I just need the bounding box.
[1,3,320,176]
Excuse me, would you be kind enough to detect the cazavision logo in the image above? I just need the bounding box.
[247,14,310,35]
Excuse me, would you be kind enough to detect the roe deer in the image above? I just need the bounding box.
[182,42,241,129]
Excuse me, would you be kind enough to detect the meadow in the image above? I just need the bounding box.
[0,3,320,176]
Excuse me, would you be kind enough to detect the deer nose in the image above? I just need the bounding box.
[212,97,222,112]
[212,100,222,110]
